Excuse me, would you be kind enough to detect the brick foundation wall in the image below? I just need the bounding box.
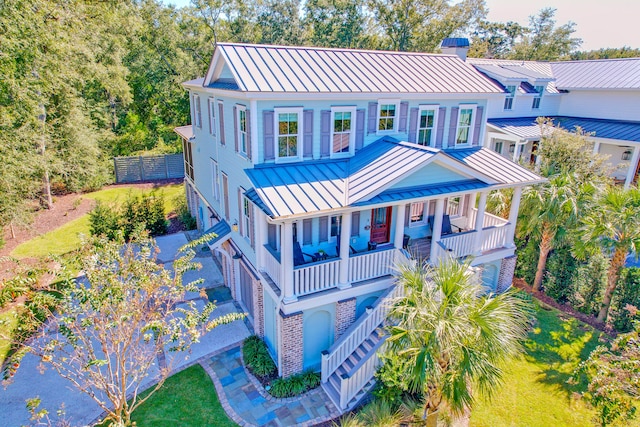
[279,310,303,377]
[335,298,356,340]
[252,276,264,337]
[497,255,517,293]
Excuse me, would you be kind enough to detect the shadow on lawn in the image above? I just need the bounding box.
[523,304,603,399]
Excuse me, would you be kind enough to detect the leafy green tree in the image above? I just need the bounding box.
[19,231,244,427]
[571,47,640,60]
[543,244,578,304]
[380,259,529,426]
[574,321,640,426]
[368,0,486,52]
[612,268,640,332]
[304,0,367,48]
[468,20,526,58]
[572,252,608,317]
[509,8,582,60]
[576,186,640,323]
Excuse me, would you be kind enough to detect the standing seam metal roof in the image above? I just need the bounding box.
[550,59,640,89]
[214,43,504,94]
[245,138,543,218]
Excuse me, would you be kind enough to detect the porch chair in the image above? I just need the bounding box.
[428,215,458,236]
[336,235,357,256]
[293,241,315,266]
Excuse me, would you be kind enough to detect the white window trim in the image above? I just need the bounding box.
[236,104,248,156]
[208,97,216,136]
[455,104,477,147]
[409,202,427,227]
[216,100,224,145]
[416,105,439,147]
[494,140,504,156]
[194,94,202,129]
[242,196,251,241]
[330,106,357,158]
[532,85,544,110]
[503,85,516,111]
[211,159,220,201]
[376,99,400,135]
[274,107,303,163]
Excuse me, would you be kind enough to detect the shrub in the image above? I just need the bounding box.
[611,267,640,332]
[269,371,320,398]
[242,336,276,379]
[89,201,120,240]
[173,193,197,230]
[544,244,578,304]
[572,252,608,317]
[514,235,538,285]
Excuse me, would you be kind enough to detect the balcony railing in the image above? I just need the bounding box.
[348,247,398,283]
[439,230,477,258]
[294,258,341,297]
[264,245,282,288]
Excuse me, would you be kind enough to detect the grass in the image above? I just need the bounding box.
[470,301,607,427]
[10,183,183,259]
[129,364,237,427]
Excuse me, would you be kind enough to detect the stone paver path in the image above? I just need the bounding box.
[202,346,340,427]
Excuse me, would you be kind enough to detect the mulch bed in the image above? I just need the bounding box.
[512,278,615,336]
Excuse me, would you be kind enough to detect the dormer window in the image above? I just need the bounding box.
[417,106,438,147]
[275,107,303,161]
[377,100,400,133]
[455,106,476,146]
[532,85,544,109]
[503,85,516,110]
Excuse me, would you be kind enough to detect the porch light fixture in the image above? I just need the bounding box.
[622,149,632,161]
[232,221,239,232]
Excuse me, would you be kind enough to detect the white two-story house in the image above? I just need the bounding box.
[452,43,640,188]
[175,43,543,411]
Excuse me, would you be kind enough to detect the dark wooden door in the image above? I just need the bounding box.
[370,207,391,244]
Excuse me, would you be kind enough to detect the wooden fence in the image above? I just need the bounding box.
[113,154,184,183]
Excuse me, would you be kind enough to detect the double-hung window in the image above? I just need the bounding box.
[242,197,251,240]
[330,216,340,238]
[494,140,504,156]
[275,107,303,161]
[193,94,202,128]
[503,85,516,110]
[211,159,220,201]
[331,106,356,157]
[417,106,438,146]
[455,105,476,146]
[532,85,544,109]
[409,202,426,227]
[377,100,399,133]
[208,97,216,136]
[237,105,248,155]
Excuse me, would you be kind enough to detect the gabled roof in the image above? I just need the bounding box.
[551,58,640,90]
[487,116,640,142]
[205,43,504,94]
[174,125,194,140]
[203,220,232,250]
[467,58,559,93]
[245,138,543,219]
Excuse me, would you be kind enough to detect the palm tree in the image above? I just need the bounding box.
[383,259,530,427]
[518,174,579,291]
[576,186,640,323]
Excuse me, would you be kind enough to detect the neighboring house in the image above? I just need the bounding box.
[175,42,543,411]
[455,45,640,188]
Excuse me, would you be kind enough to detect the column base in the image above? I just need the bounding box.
[283,295,298,304]
[337,282,352,290]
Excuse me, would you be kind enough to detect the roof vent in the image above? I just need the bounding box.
[441,38,470,61]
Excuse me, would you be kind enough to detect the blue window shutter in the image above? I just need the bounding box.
[320,110,331,158]
[405,204,410,226]
[472,106,483,146]
[218,102,226,145]
[303,109,314,158]
[319,216,328,242]
[263,110,275,161]
[267,224,277,250]
[408,107,418,143]
[246,109,252,159]
[448,107,459,148]
[435,107,446,148]
[355,109,365,151]
[398,101,409,132]
[367,102,377,134]
[351,212,360,237]
[233,106,239,152]
[303,219,312,245]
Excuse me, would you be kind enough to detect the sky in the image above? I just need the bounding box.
[163,0,640,51]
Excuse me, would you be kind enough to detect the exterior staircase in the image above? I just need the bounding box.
[321,285,401,412]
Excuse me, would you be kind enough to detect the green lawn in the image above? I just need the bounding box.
[129,364,237,427]
[471,302,606,427]
[10,183,183,259]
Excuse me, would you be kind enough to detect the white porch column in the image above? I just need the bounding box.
[394,204,406,249]
[625,146,640,189]
[592,141,601,155]
[338,213,352,289]
[429,198,445,263]
[466,193,477,230]
[281,222,296,303]
[512,142,522,162]
[507,187,522,248]
[473,192,488,256]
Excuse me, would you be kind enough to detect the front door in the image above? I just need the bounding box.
[370,207,391,244]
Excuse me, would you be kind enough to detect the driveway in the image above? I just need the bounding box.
[1,232,249,427]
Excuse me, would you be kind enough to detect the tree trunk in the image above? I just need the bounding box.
[597,248,628,323]
[532,227,553,291]
[10,223,15,239]
[38,101,53,209]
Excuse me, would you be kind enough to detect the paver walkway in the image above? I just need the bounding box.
[202,346,341,427]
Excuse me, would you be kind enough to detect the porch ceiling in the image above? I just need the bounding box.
[246,137,542,219]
